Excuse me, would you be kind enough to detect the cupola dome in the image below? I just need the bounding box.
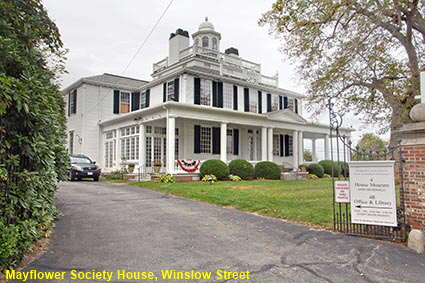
[198,17,214,31]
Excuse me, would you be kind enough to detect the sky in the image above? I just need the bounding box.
[41,0,382,145]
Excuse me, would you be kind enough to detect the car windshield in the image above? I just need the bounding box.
[70,156,92,164]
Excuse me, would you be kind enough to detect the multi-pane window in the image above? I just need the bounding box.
[140,91,146,108]
[120,126,139,160]
[249,93,258,113]
[202,36,209,48]
[104,130,116,168]
[273,135,280,155]
[226,129,233,154]
[200,79,211,106]
[146,137,152,167]
[120,92,130,114]
[167,81,175,101]
[200,127,211,153]
[272,95,279,111]
[69,90,77,115]
[146,126,152,134]
[154,127,166,135]
[69,131,74,155]
[286,135,294,156]
[223,83,233,109]
[288,98,294,112]
[212,38,217,50]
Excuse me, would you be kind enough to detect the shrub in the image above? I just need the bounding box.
[298,164,309,172]
[229,174,242,182]
[339,162,350,177]
[228,159,254,180]
[307,163,324,178]
[323,173,331,178]
[307,174,319,180]
[319,160,340,177]
[254,161,281,179]
[154,174,176,183]
[201,174,217,183]
[199,160,229,180]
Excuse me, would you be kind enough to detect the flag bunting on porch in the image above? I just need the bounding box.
[177,159,201,173]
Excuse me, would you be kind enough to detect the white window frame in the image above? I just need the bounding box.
[223,83,233,109]
[120,91,130,114]
[200,126,212,153]
[273,135,280,156]
[200,79,212,106]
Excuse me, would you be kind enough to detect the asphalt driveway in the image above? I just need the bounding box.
[15,181,425,282]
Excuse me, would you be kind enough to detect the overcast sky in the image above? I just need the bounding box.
[42,0,381,143]
[42,0,301,91]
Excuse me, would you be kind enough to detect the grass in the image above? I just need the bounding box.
[130,179,334,229]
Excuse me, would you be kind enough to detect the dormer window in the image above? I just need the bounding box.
[120,92,130,113]
[212,38,217,50]
[202,36,209,48]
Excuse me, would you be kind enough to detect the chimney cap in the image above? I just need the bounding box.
[170,28,189,39]
[225,47,239,56]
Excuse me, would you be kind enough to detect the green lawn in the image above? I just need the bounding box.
[130,179,334,229]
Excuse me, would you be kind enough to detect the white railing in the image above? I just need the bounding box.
[261,74,279,87]
[153,57,168,73]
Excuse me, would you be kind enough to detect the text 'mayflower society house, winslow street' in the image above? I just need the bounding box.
[62,18,351,174]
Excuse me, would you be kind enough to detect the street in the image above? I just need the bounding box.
[15,181,425,282]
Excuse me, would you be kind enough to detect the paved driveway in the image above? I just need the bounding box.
[16,181,425,282]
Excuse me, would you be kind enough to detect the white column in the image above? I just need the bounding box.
[293,131,299,167]
[324,134,330,160]
[346,135,351,162]
[139,124,146,169]
[116,128,122,167]
[261,127,267,161]
[267,127,273,161]
[181,74,187,103]
[166,116,176,174]
[311,138,317,162]
[298,131,304,164]
[220,122,227,163]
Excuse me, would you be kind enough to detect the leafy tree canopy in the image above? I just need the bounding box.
[356,133,388,150]
[0,0,68,271]
[260,0,425,138]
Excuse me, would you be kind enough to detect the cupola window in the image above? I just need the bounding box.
[202,36,209,48]
[212,38,217,50]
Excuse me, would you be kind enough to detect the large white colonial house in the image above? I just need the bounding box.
[62,18,351,175]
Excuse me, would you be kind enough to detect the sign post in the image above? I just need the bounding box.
[348,161,397,227]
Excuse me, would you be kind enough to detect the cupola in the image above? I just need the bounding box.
[192,17,221,51]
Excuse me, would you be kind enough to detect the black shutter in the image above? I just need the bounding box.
[258,91,262,114]
[212,81,218,107]
[279,96,283,110]
[131,92,140,111]
[295,99,298,113]
[284,134,290,157]
[279,134,284,157]
[244,88,249,112]
[233,85,238,110]
[267,93,272,112]
[212,127,221,154]
[174,78,179,102]
[72,90,77,114]
[68,92,71,116]
[218,82,223,108]
[145,89,150,108]
[113,90,120,114]
[284,96,288,109]
[194,78,201,105]
[233,129,239,155]
[194,125,201,153]
[163,83,167,102]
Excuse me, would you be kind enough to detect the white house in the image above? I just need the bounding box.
[62,18,351,174]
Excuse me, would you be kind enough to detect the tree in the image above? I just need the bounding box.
[0,0,68,270]
[303,149,313,161]
[357,133,388,150]
[260,0,425,143]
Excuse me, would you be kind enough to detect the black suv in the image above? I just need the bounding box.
[70,155,101,181]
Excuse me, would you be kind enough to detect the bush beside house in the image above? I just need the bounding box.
[199,160,229,180]
[229,159,254,180]
[307,163,325,178]
[254,161,281,179]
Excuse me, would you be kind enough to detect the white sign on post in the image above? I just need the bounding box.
[348,161,397,227]
[335,180,350,203]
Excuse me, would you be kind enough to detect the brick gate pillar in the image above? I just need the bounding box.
[398,122,425,233]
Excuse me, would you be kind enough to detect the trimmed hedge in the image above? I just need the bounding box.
[254,161,281,179]
[229,159,254,180]
[199,160,229,180]
[307,163,324,178]
[319,160,340,177]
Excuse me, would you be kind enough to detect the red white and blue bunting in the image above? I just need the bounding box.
[177,159,201,173]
